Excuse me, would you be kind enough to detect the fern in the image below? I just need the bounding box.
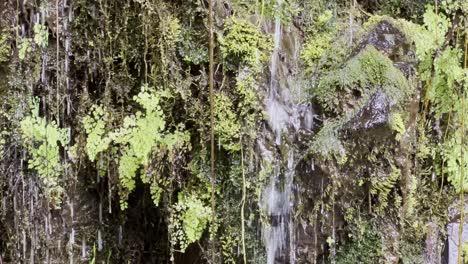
[170,192,211,252]
[442,128,468,193]
[82,85,190,210]
[371,165,400,213]
[0,32,10,63]
[20,98,69,207]
[18,38,31,61]
[220,18,273,71]
[408,6,467,194]
[214,93,242,152]
[33,24,49,48]
[389,113,406,141]
[82,105,111,162]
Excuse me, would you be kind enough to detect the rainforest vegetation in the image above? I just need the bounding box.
[0,0,467,263]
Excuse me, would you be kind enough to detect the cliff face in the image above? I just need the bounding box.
[0,0,466,263]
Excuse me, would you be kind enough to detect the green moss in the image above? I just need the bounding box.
[314,45,412,114]
[309,121,347,164]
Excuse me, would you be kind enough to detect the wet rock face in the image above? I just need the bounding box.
[295,19,418,263]
[344,89,392,132]
[355,20,410,61]
[357,20,416,78]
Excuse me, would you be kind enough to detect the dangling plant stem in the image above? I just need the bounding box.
[56,0,60,125]
[240,139,247,264]
[208,0,216,262]
[457,34,467,264]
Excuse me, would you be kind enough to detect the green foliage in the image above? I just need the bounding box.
[399,238,424,264]
[82,85,190,210]
[402,7,449,62]
[235,71,260,126]
[178,27,208,65]
[230,0,299,24]
[426,48,463,117]
[335,224,382,264]
[220,19,273,71]
[408,6,467,194]
[463,242,468,264]
[170,193,211,252]
[82,105,111,162]
[300,10,336,73]
[33,24,49,48]
[370,165,400,213]
[221,229,240,264]
[314,45,411,114]
[18,38,31,61]
[20,98,69,207]
[309,121,347,164]
[389,113,406,141]
[301,32,334,73]
[0,32,10,63]
[442,128,468,193]
[214,93,242,152]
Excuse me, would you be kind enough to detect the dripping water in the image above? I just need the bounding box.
[81,239,87,259]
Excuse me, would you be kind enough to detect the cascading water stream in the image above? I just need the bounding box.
[267,3,289,146]
[262,151,296,264]
[261,1,297,262]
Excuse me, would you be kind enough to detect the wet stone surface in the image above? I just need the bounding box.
[344,89,392,132]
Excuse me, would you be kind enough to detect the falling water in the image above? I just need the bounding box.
[262,152,296,264]
[267,0,288,146]
[261,0,297,262]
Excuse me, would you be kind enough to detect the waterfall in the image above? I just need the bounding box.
[267,0,288,146]
[261,0,297,262]
[262,152,296,264]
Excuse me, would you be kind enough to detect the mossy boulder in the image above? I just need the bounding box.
[296,19,421,263]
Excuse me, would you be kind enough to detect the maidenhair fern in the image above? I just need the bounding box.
[170,193,211,252]
[33,24,48,48]
[20,98,69,207]
[443,128,468,193]
[82,105,111,162]
[82,84,189,210]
